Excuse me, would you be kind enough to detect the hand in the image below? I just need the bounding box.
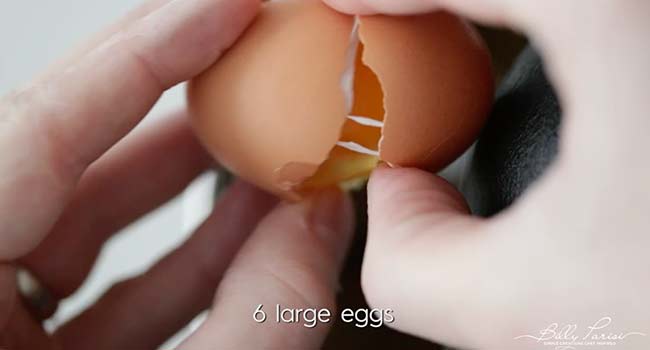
[324,0,650,349]
[0,1,354,349]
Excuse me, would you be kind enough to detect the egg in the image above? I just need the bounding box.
[188,0,493,199]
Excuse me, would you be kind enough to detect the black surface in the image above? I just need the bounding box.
[462,46,562,216]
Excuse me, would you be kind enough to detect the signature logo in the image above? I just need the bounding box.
[514,317,646,349]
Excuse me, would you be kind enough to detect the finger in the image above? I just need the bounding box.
[0,0,261,259]
[181,188,355,350]
[362,166,523,349]
[19,113,211,297]
[55,181,278,350]
[323,0,534,26]
[322,0,580,95]
[41,0,172,78]
[324,0,650,130]
[323,0,631,36]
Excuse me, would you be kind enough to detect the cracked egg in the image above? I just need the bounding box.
[188,0,494,199]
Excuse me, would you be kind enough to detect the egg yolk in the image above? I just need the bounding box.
[300,43,384,191]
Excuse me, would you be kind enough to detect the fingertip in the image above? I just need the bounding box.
[368,166,435,201]
[368,167,470,227]
[321,0,377,15]
[323,0,444,15]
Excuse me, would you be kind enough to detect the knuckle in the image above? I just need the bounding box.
[269,262,337,311]
[2,81,86,182]
[218,261,338,313]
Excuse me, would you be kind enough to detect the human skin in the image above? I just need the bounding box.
[2,0,649,349]
[324,0,650,349]
[0,0,354,349]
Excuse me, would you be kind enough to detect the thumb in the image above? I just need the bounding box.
[180,188,355,350]
[363,166,519,349]
[369,165,472,231]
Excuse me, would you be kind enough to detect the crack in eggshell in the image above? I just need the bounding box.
[190,0,360,199]
[356,20,389,165]
[190,2,492,199]
[272,13,361,196]
[357,12,494,172]
[276,15,397,196]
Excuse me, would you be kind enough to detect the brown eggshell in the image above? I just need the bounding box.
[188,0,354,197]
[358,12,493,171]
[189,0,494,199]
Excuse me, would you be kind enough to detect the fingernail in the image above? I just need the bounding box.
[307,188,355,260]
